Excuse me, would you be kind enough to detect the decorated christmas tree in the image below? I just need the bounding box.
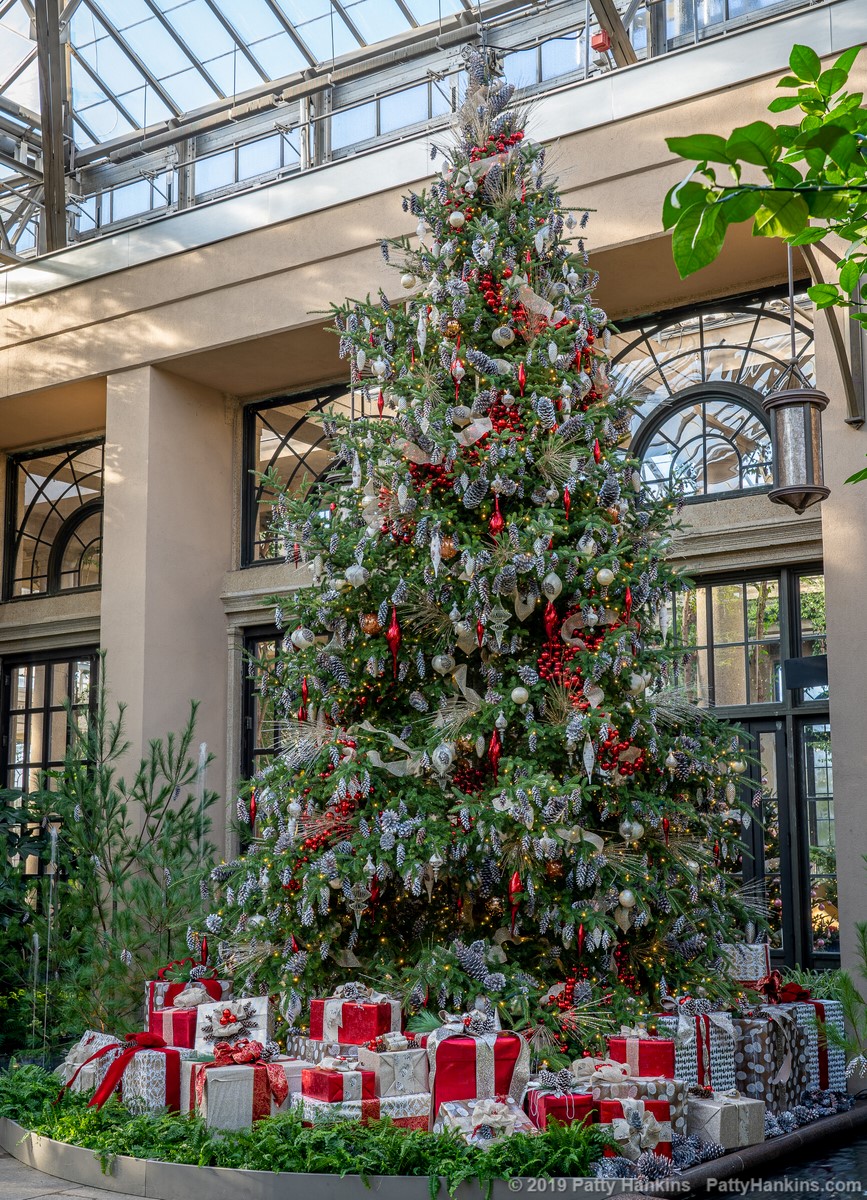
[207,47,755,1057]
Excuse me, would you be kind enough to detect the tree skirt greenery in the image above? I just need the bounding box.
[0,1066,611,1192]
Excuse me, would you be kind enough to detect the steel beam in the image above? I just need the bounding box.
[199,0,272,84]
[34,0,67,250]
[139,0,226,100]
[589,0,638,66]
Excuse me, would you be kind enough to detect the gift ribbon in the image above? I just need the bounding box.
[194,1039,288,1114]
[608,1098,663,1163]
[756,969,784,1004]
[426,1007,529,1125]
[366,1046,425,1096]
[57,1040,123,1102]
[316,982,402,1043]
[617,1029,650,1077]
[571,1057,628,1085]
[317,1055,366,1101]
[86,1033,181,1111]
[673,1011,734,1087]
[470,1097,516,1138]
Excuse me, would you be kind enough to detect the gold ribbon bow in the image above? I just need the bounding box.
[609,1098,662,1162]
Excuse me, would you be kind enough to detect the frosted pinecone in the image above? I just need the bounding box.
[777,1111,797,1134]
[595,1156,636,1179]
[671,1132,701,1169]
[635,1151,675,1180]
[791,1104,815,1128]
[697,1140,726,1162]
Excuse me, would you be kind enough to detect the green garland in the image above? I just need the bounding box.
[1,1066,611,1195]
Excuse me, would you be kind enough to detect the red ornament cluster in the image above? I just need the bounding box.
[407,461,452,493]
[487,399,525,437]
[452,764,487,795]
[469,129,525,162]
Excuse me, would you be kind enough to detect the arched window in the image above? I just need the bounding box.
[609,291,815,500]
[633,385,772,499]
[5,440,104,598]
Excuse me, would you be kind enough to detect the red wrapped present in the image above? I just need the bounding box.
[182,1041,292,1130]
[145,958,231,1011]
[309,982,401,1046]
[422,1008,530,1117]
[148,1006,197,1049]
[301,1057,376,1102]
[59,1033,184,1113]
[526,1088,595,1130]
[607,1029,675,1079]
[599,1097,672,1161]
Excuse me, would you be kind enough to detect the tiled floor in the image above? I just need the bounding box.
[0,1151,140,1200]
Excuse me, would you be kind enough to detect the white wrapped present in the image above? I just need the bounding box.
[357,1045,429,1097]
[194,996,273,1054]
[292,1090,429,1129]
[686,1088,765,1149]
[434,1097,537,1147]
[55,1030,123,1094]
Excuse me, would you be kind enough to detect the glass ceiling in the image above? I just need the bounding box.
[0,0,482,151]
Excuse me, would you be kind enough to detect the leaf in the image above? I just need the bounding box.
[839,258,862,294]
[665,133,733,164]
[671,201,728,277]
[834,45,861,76]
[662,179,706,230]
[788,226,827,245]
[726,121,780,168]
[818,67,848,98]
[768,96,802,112]
[802,123,859,169]
[717,189,762,223]
[804,189,855,220]
[807,282,841,308]
[776,74,803,89]
[789,44,822,82]
[845,462,867,484]
[752,191,809,238]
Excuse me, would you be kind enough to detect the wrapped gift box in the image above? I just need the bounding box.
[589,1075,689,1138]
[525,1087,595,1130]
[599,1097,672,1161]
[181,1054,312,1130]
[148,1007,198,1049]
[434,1097,537,1147]
[686,1090,765,1149]
[284,1034,360,1063]
[733,1011,810,1115]
[720,943,771,987]
[56,1030,123,1094]
[309,986,401,1046]
[301,1061,376,1102]
[656,1011,736,1091]
[146,976,232,1012]
[357,1045,429,1098]
[606,1034,675,1079]
[422,1027,529,1115]
[120,1046,197,1115]
[761,999,846,1092]
[194,996,273,1054]
[292,1090,429,1129]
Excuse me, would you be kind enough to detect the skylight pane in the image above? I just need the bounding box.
[249,31,308,78]
[160,1,236,60]
[0,2,31,38]
[160,65,219,109]
[74,27,153,102]
[74,99,135,141]
[70,56,111,108]
[4,57,38,111]
[403,0,462,24]
[291,10,357,60]
[203,50,261,94]
[116,83,174,126]
[98,0,155,29]
[110,15,194,78]
[209,0,282,42]
[72,120,98,149]
[343,0,411,43]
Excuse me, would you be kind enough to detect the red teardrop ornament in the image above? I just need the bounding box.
[249,791,257,829]
[624,586,633,622]
[577,923,584,958]
[509,869,522,934]
[489,496,504,536]
[543,600,560,641]
[386,606,402,678]
[377,389,384,417]
[488,728,501,781]
[477,618,485,648]
[563,486,571,518]
[518,362,527,396]
[593,438,601,464]
[200,937,208,965]
[662,817,670,846]
[302,676,309,702]
[290,934,300,953]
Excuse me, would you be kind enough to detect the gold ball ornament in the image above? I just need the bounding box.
[445,319,462,340]
[360,613,382,635]
[440,535,458,560]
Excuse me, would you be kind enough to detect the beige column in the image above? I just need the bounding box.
[101,366,233,850]
[813,302,867,971]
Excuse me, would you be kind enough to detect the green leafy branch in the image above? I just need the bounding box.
[664,44,866,320]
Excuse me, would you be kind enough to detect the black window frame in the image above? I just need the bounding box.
[240,385,351,569]
[240,626,280,784]
[4,438,105,601]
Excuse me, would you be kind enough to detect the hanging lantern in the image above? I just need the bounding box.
[762,387,830,514]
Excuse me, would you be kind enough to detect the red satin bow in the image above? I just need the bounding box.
[195,1040,288,1111]
[756,970,784,1003]
[778,982,811,1003]
[157,957,218,983]
[88,1033,176,1110]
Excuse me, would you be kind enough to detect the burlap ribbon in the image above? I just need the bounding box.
[173,984,212,1009]
[195,1039,288,1109]
[618,1026,650,1076]
[609,1098,664,1162]
[318,981,401,1042]
[571,1056,628,1085]
[426,1007,529,1123]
